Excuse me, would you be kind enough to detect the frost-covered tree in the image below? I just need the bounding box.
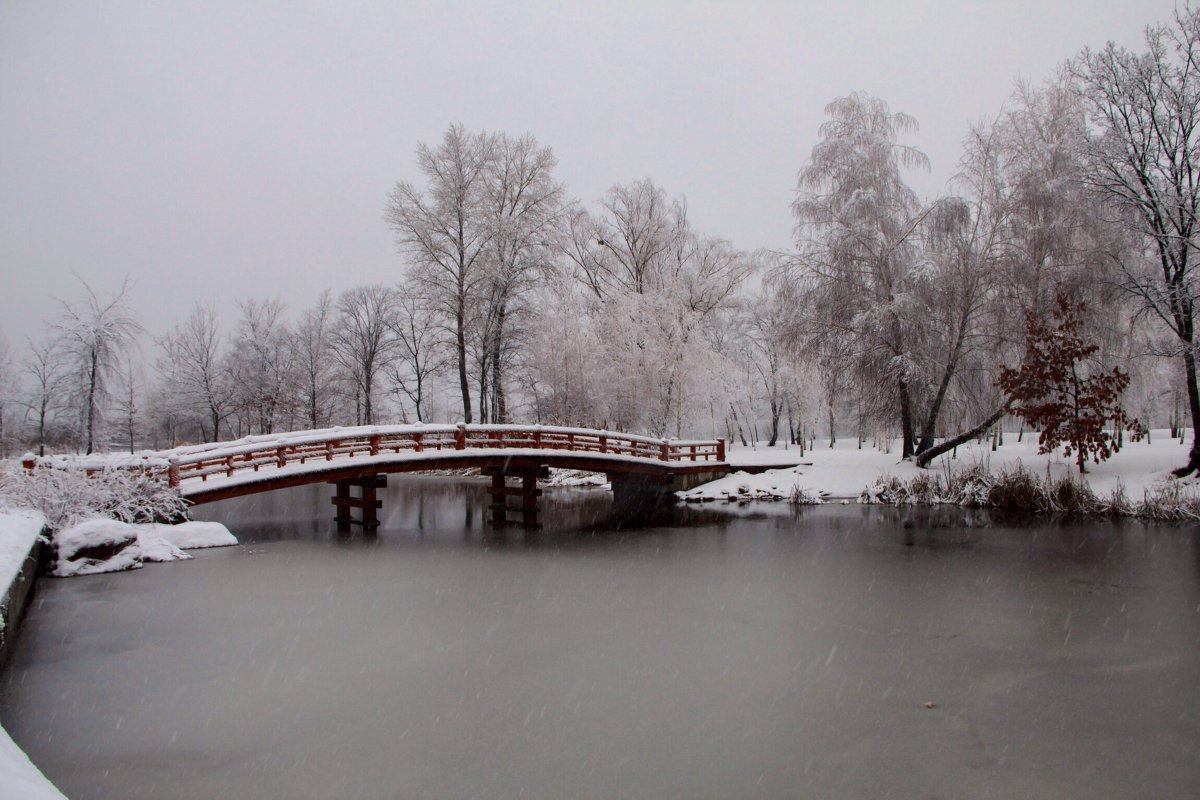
[791,93,931,458]
[1074,6,1200,475]
[227,298,295,435]
[386,125,496,423]
[21,332,68,456]
[295,290,338,429]
[477,132,565,422]
[156,304,231,443]
[57,278,142,454]
[329,285,400,425]
[389,289,447,423]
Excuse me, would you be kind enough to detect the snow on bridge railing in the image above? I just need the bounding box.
[23,424,726,488]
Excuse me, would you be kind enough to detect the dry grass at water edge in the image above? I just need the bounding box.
[860,462,1200,520]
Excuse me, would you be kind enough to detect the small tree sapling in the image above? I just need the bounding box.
[998,294,1142,473]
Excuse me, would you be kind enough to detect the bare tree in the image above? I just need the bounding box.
[329,285,400,425]
[21,332,67,456]
[386,124,495,423]
[57,278,143,453]
[1074,6,1200,475]
[157,304,231,442]
[227,298,294,435]
[389,290,447,423]
[295,290,338,428]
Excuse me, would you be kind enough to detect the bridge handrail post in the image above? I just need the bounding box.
[276,447,287,468]
[413,432,423,453]
[659,439,669,461]
[717,438,725,462]
[167,458,180,489]
[369,435,380,457]
[598,433,607,454]
[455,423,466,450]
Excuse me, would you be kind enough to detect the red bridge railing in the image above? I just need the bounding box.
[154,424,725,488]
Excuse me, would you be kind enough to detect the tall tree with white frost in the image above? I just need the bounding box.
[58,279,142,454]
[1074,6,1200,476]
[386,125,495,423]
[478,133,565,422]
[791,93,931,458]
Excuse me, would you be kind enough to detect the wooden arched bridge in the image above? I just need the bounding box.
[30,424,729,528]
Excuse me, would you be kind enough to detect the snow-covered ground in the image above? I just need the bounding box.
[688,430,1195,502]
[0,511,44,622]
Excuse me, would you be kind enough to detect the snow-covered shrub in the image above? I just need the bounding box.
[0,462,188,532]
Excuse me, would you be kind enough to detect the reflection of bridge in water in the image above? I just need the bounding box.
[160,424,729,529]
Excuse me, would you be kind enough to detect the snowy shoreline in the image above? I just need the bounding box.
[694,430,1199,508]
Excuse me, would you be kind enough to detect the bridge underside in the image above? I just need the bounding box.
[181,453,728,507]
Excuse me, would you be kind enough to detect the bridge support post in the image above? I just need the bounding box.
[485,466,542,528]
[330,475,386,532]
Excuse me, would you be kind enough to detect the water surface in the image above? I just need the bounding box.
[2,477,1199,798]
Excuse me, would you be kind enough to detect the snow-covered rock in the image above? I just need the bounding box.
[136,521,237,550]
[136,530,191,562]
[53,519,142,577]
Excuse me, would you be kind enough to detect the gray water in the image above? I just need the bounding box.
[2,477,1199,799]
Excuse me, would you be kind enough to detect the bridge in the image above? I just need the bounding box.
[31,424,730,529]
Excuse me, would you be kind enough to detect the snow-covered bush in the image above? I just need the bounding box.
[0,462,188,532]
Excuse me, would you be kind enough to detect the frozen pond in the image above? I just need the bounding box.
[2,477,1199,798]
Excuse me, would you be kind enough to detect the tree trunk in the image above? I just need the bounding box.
[914,405,1009,468]
[84,348,99,454]
[456,302,472,423]
[1173,343,1200,476]
[898,377,916,459]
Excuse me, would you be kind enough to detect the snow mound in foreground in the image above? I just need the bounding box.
[54,520,237,576]
[53,519,142,577]
[136,521,237,550]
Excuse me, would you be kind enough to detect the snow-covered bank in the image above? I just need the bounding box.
[0,511,67,799]
[684,430,1196,504]
[0,726,66,800]
[0,511,44,612]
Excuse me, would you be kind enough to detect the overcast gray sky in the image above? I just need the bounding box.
[0,0,1177,345]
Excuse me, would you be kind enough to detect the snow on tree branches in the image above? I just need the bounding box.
[998,294,1141,473]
